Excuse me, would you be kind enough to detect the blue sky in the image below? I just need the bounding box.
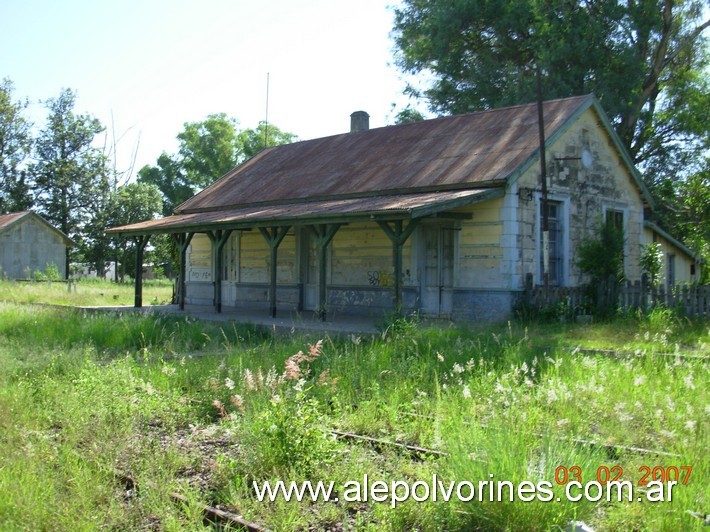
[2,0,420,177]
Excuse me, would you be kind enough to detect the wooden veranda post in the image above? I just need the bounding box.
[176,232,195,311]
[259,226,291,318]
[378,219,421,314]
[206,230,232,313]
[133,235,150,308]
[310,224,341,321]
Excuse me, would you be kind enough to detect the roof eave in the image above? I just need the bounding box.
[106,188,504,237]
[589,98,655,209]
[505,94,595,188]
[644,220,699,261]
[175,181,505,216]
[409,187,504,218]
[504,95,655,210]
[0,211,75,246]
[107,211,416,237]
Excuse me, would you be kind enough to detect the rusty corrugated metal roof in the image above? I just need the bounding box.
[107,189,498,235]
[176,95,592,214]
[0,211,30,230]
[108,95,597,235]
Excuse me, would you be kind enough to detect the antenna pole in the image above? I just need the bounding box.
[264,72,270,148]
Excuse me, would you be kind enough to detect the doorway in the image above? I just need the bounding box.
[300,229,319,311]
[420,226,454,316]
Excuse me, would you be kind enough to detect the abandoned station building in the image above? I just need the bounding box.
[108,95,701,321]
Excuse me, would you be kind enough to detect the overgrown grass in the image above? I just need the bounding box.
[0,277,173,307]
[520,305,710,354]
[0,302,706,530]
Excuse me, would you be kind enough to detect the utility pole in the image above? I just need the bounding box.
[536,66,549,299]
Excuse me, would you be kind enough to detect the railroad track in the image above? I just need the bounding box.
[73,423,696,530]
[332,425,679,463]
[396,411,680,459]
[73,451,267,531]
[538,345,708,362]
[329,429,447,460]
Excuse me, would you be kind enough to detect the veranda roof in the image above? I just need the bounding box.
[107,189,500,235]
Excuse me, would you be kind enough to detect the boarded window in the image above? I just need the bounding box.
[605,209,624,230]
[667,254,676,289]
[540,201,563,286]
[604,208,625,275]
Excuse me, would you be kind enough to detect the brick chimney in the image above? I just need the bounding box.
[350,111,369,133]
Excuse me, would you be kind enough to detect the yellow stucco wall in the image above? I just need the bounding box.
[642,228,700,286]
[238,230,297,284]
[186,233,212,282]
[330,222,414,287]
[456,197,505,288]
[188,230,297,284]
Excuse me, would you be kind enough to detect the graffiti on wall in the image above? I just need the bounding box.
[367,269,395,287]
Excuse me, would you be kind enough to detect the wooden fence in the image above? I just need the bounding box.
[525,276,710,318]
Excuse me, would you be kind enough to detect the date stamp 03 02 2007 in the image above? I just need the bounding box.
[554,465,693,486]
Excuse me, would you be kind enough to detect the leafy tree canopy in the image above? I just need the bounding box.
[238,121,297,160]
[392,0,709,178]
[137,152,192,217]
[393,0,709,267]
[31,88,110,275]
[139,115,296,216]
[393,105,426,125]
[109,181,163,228]
[0,78,33,212]
[79,181,163,277]
[178,113,241,191]
[102,181,164,281]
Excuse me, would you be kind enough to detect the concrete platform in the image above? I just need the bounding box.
[78,304,381,336]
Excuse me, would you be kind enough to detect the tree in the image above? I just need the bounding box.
[108,182,163,281]
[77,170,113,277]
[137,152,192,216]
[138,115,297,216]
[31,88,110,277]
[0,78,33,212]
[178,113,241,191]
[577,218,626,312]
[238,122,297,160]
[392,0,709,178]
[672,164,709,282]
[393,105,426,125]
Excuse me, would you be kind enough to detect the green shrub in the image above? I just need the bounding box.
[640,242,663,287]
[577,217,625,314]
[216,340,341,478]
[376,310,420,338]
[241,386,339,478]
[31,262,61,281]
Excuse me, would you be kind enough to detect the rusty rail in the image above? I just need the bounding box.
[329,429,447,460]
[538,345,708,362]
[399,412,680,459]
[170,492,265,531]
[74,450,267,531]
